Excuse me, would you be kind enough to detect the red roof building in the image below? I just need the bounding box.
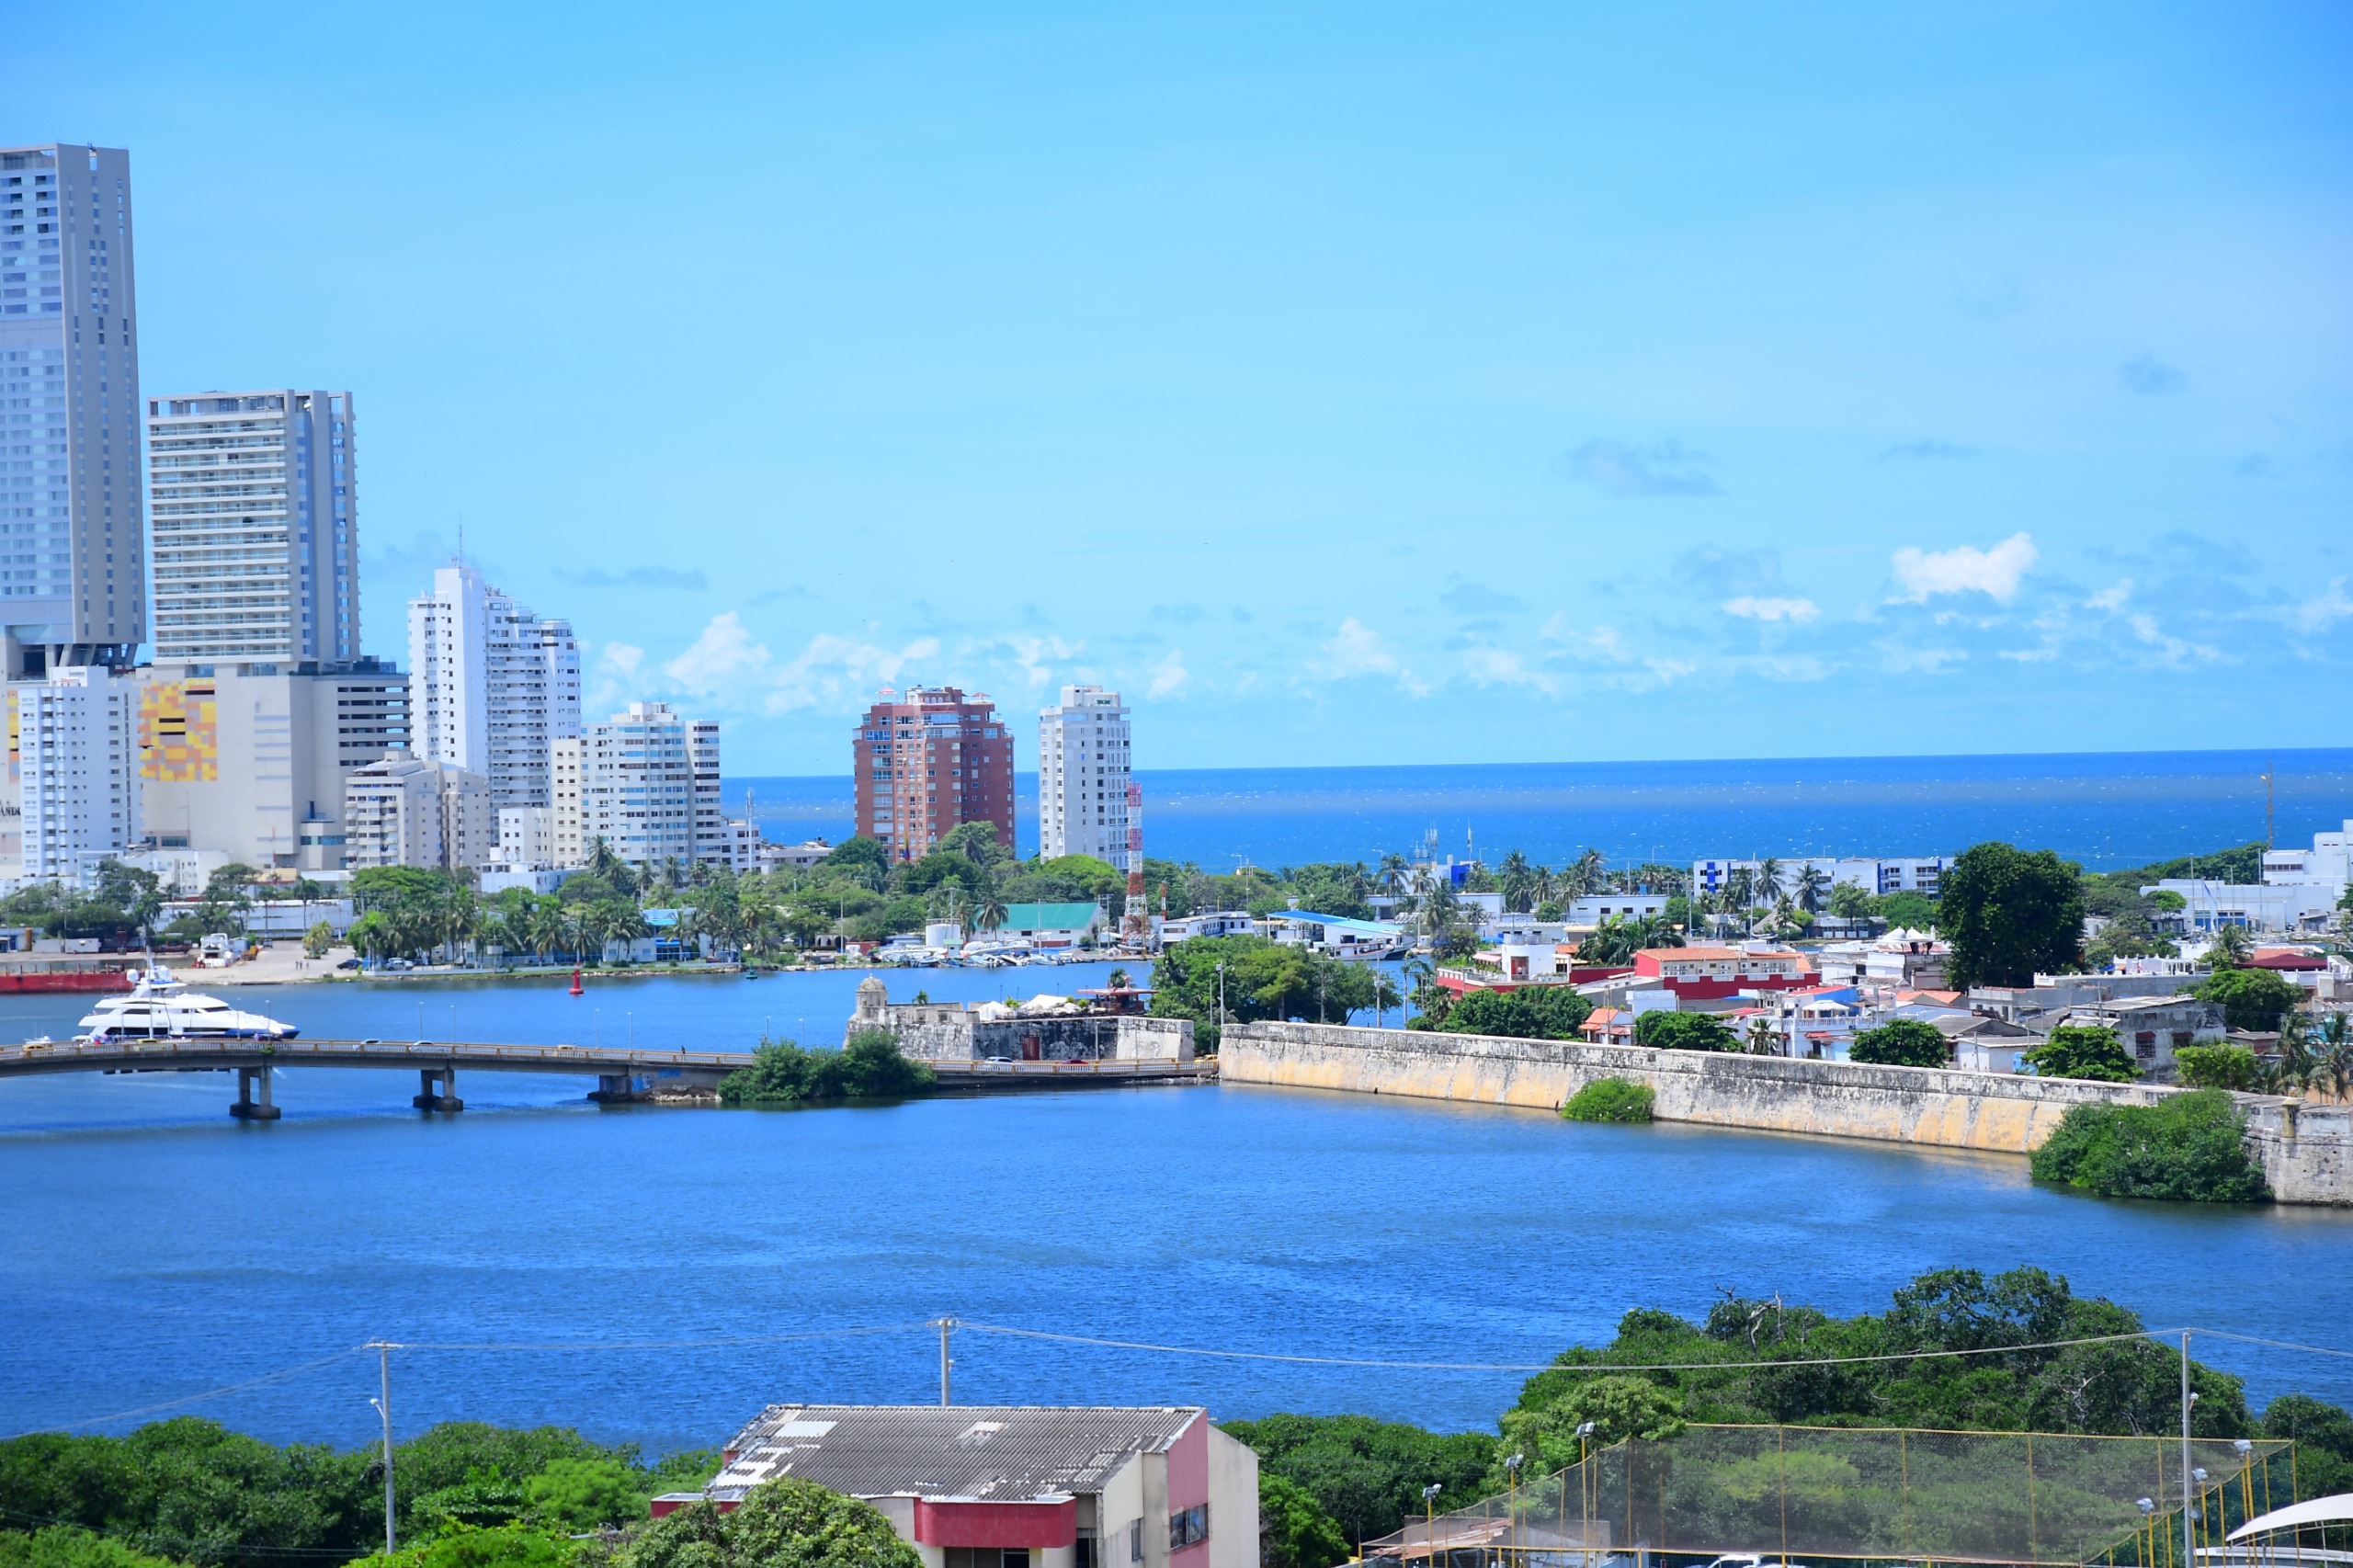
[1632,946,1815,1000]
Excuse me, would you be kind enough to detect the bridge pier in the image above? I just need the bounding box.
[413,1067,464,1113]
[588,1072,642,1104]
[230,1064,280,1120]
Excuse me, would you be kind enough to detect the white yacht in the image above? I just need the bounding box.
[75,967,300,1044]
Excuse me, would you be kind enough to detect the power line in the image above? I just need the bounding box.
[383,1323,937,1353]
[18,1347,374,1436]
[2179,1328,2353,1362]
[951,1318,2199,1373]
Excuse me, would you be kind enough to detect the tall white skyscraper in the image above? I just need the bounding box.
[1,142,143,676]
[407,563,580,811]
[145,389,359,661]
[1038,685,1132,868]
[17,665,138,880]
[579,701,724,870]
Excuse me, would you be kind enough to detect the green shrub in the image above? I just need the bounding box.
[1439,986,1592,1040]
[2175,1042,2258,1091]
[1256,1472,1350,1568]
[1847,1018,1951,1068]
[1631,1011,1735,1052]
[619,1479,918,1568]
[718,1029,936,1105]
[2029,1089,2269,1203]
[0,1527,177,1568]
[2023,1025,2140,1083]
[1562,1078,1655,1123]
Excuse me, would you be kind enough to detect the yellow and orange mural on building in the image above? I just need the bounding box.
[141,680,220,782]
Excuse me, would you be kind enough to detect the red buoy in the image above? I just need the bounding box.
[569,967,584,996]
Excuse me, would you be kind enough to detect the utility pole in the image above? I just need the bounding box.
[2181,1331,2196,1568]
[2263,760,2277,849]
[369,1341,395,1557]
[938,1318,954,1406]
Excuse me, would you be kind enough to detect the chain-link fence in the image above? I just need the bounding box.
[1358,1425,2297,1566]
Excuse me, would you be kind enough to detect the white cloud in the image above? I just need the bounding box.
[2128,613,2219,666]
[598,642,645,678]
[1313,617,1427,695]
[1879,642,1968,674]
[663,612,771,697]
[1890,532,2039,603]
[1148,649,1190,698]
[2087,579,2132,611]
[1722,596,1820,622]
[1460,646,1561,696]
[2292,577,2353,633]
[1010,635,1082,688]
[764,632,942,715]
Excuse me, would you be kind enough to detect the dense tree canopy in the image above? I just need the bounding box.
[1847,1018,1951,1069]
[1149,935,1381,1049]
[2194,966,2302,1032]
[1940,842,2086,988]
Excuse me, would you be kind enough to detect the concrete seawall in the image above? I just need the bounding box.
[1220,1022,2351,1207]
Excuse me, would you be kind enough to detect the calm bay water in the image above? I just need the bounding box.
[728,748,2353,870]
[3,966,2349,1451]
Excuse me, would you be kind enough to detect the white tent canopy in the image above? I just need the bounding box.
[2231,1493,2353,1540]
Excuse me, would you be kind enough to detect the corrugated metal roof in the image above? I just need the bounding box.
[710,1404,1202,1503]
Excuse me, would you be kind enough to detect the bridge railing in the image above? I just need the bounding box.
[0,1038,756,1070]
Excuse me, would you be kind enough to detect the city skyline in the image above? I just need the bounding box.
[3,5,2348,774]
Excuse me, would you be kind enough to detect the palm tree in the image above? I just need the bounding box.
[1378,853,1410,899]
[1499,850,1534,914]
[976,892,1008,937]
[1744,1015,1781,1057]
[1755,858,1786,913]
[1571,848,1606,898]
[527,901,568,963]
[1795,865,1830,915]
[2316,1012,2353,1104]
[2209,923,2254,969]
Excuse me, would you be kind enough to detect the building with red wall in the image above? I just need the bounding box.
[1632,945,1816,1001]
[658,1403,1257,1568]
[853,687,1016,862]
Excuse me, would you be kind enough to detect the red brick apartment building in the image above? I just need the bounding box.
[853,687,1016,861]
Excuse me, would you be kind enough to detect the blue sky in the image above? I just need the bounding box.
[10,2,2351,772]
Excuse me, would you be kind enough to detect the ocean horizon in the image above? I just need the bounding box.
[726,746,2353,873]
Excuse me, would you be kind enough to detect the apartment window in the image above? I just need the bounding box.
[1129,1522,1142,1562]
[1168,1506,1209,1552]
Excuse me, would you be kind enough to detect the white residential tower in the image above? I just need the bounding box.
[145,389,359,661]
[1038,685,1132,869]
[408,563,580,811]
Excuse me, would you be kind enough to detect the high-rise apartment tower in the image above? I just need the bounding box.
[0,143,143,676]
[145,390,359,660]
[852,687,1014,861]
[1038,685,1131,869]
[408,563,580,811]
[579,701,724,870]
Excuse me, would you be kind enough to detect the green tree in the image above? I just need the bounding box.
[2207,922,2254,968]
[619,1480,919,1568]
[1847,1018,1950,1069]
[1217,1415,1492,1549]
[302,921,335,960]
[1437,986,1591,1040]
[1877,890,1937,933]
[1256,1472,1350,1568]
[2022,1025,2139,1083]
[1497,1375,1686,1474]
[717,1030,936,1105]
[523,1457,643,1532]
[345,1524,578,1568]
[2194,966,2302,1032]
[1631,1011,1735,1052]
[1939,842,2085,988]
[2174,1043,2258,1091]
[2029,1089,2269,1203]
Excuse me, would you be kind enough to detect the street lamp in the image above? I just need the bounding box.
[1421,1483,1443,1568]
[1502,1454,1523,1563]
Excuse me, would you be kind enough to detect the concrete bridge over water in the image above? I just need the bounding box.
[0,1037,1213,1119]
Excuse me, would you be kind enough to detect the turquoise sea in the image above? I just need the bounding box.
[728,748,2353,869]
